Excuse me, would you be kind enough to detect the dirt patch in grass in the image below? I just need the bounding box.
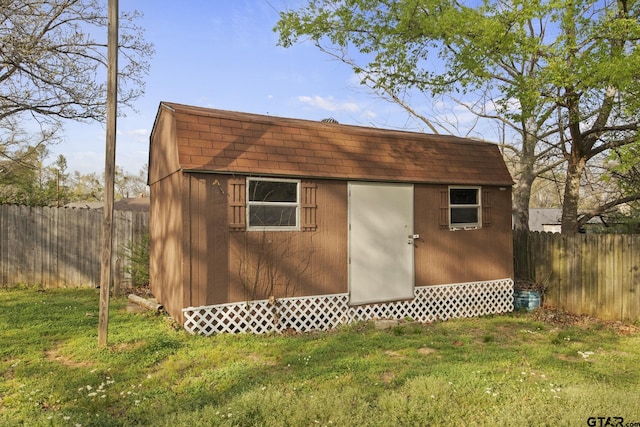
[246,353,277,366]
[384,350,405,359]
[45,347,95,368]
[112,340,146,352]
[380,371,396,383]
[532,307,640,335]
[417,347,437,355]
[554,353,582,363]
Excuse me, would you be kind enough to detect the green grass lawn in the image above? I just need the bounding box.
[1,287,639,426]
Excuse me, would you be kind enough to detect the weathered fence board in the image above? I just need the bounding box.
[0,205,149,288]
[514,231,640,322]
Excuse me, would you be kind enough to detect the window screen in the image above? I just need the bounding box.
[449,187,481,229]
[247,179,299,230]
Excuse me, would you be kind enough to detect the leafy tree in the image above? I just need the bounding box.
[0,0,152,123]
[0,150,148,206]
[0,144,58,205]
[124,232,150,288]
[69,165,149,202]
[48,154,72,206]
[276,0,640,234]
[0,115,60,179]
[0,0,153,193]
[608,143,640,198]
[68,170,103,202]
[594,142,640,231]
[115,164,149,199]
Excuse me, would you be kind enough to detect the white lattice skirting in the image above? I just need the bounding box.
[183,278,514,335]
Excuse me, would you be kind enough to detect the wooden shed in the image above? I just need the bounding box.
[148,102,515,334]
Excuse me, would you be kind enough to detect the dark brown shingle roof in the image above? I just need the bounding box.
[161,102,513,186]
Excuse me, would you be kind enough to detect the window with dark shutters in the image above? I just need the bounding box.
[229,177,318,232]
[439,185,491,230]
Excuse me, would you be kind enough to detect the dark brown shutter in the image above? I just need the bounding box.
[439,186,449,229]
[301,181,317,231]
[228,177,246,230]
[482,188,491,227]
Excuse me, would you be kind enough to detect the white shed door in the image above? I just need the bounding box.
[348,182,415,305]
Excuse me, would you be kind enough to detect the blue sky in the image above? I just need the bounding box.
[53,0,433,175]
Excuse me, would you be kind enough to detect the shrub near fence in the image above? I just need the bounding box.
[514,231,640,322]
[0,204,149,288]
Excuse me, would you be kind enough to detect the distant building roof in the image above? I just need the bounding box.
[150,102,514,186]
[524,208,605,233]
[113,197,149,212]
[64,197,149,212]
[64,201,104,210]
[529,208,562,232]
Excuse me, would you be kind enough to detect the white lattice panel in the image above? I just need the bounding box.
[183,279,514,335]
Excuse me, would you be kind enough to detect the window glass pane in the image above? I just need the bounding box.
[249,206,297,227]
[451,207,478,224]
[450,188,478,205]
[249,180,297,202]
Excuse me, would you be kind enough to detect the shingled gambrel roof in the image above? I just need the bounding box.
[154,102,513,186]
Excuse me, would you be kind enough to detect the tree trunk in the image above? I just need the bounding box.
[561,157,586,235]
[512,124,539,232]
[513,173,533,231]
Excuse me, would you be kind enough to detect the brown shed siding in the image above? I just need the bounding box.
[414,185,513,286]
[175,175,348,308]
[225,177,347,304]
[172,175,512,309]
[184,174,230,308]
[148,106,180,185]
[149,170,185,323]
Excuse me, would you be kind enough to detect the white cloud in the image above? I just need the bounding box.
[117,128,149,144]
[362,110,377,120]
[297,95,360,113]
[127,128,149,136]
[63,151,104,175]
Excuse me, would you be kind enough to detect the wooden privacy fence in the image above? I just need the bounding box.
[514,231,640,322]
[0,205,149,288]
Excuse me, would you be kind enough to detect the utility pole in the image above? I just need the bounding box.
[98,0,118,347]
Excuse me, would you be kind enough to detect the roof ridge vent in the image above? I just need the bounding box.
[320,117,339,124]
